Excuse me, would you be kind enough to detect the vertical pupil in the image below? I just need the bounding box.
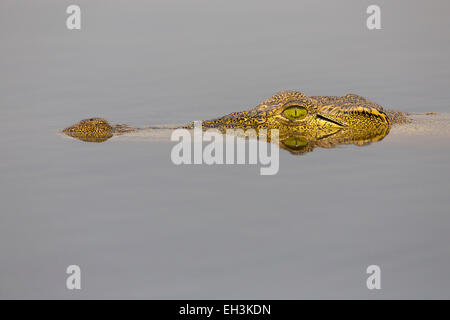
[284,106,306,120]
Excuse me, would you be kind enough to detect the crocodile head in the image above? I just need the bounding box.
[62,91,393,147]
[202,91,391,136]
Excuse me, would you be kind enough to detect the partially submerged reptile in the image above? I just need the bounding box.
[62,90,413,154]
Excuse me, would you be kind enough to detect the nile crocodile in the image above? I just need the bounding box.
[62,90,414,154]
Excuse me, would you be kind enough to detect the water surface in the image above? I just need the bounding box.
[1,0,450,299]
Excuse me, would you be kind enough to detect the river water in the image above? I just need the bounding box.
[1,0,450,298]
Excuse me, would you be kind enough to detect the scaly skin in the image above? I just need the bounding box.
[62,90,410,152]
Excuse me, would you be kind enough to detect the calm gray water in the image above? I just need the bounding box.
[1,0,450,299]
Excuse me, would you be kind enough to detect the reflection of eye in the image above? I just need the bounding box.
[283,106,307,121]
[282,136,308,151]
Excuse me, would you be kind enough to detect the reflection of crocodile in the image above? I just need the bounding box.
[62,91,412,153]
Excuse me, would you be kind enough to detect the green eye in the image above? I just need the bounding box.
[283,106,307,121]
[282,136,308,151]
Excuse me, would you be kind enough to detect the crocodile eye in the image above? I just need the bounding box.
[282,136,308,150]
[283,106,307,121]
